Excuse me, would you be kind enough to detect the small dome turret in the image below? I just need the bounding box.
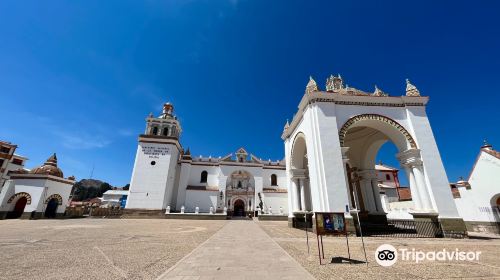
[30,153,64,178]
[160,102,174,119]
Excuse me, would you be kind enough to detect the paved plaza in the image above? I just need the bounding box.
[1,219,500,280]
[157,220,314,280]
[260,221,500,280]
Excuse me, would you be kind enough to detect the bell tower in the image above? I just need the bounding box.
[126,102,182,210]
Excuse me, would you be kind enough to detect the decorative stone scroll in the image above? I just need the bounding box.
[305,76,319,94]
[406,79,421,97]
[326,74,343,91]
[7,192,32,205]
[44,193,63,205]
[338,114,417,149]
[372,85,388,97]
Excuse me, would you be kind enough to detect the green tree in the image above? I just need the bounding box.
[86,187,98,200]
[98,183,112,197]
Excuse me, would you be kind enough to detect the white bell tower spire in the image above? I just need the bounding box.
[126,101,182,210]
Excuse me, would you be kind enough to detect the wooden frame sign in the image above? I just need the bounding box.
[315,212,346,236]
[314,212,350,265]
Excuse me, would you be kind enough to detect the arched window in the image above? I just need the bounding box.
[200,171,208,183]
[385,174,391,181]
[152,127,158,135]
[163,127,169,136]
[271,174,277,186]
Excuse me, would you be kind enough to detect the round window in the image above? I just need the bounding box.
[151,161,156,165]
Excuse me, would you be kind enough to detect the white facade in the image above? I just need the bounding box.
[0,141,28,189]
[126,75,466,234]
[101,190,129,207]
[0,154,75,219]
[282,75,464,232]
[125,104,288,215]
[453,145,500,233]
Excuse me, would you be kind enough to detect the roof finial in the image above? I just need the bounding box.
[283,119,290,131]
[305,76,319,94]
[373,85,388,96]
[406,78,421,96]
[326,74,343,91]
[481,139,493,150]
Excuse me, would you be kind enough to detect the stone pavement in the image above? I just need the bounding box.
[157,220,315,280]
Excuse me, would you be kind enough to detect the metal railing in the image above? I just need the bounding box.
[361,219,448,238]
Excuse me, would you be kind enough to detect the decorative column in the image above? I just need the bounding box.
[304,180,312,211]
[291,168,308,212]
[357,169,379,213]
[397,149,436,213]
[402,165,423,210]
[291,178,300,212]
[299,179,306,212]
[412,165,433,211]
[370,177,384,213]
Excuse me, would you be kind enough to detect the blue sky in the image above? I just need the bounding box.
[0,0,499,186]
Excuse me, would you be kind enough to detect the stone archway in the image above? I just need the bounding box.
[339,114,417,150]
[490,194,500,225]
[45,194,63,205]
[290,133,312,213]
[339,114,434,224]
[7,197,28,219]
[7,192,32,205]
[44,198,59,218]
[233,199,245,217]
[226,170,254,215]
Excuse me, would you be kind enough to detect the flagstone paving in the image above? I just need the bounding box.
[157,220,315,280]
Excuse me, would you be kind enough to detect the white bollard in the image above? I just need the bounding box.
[195,206,199,214]
[279,206,284,215]
[181,205,185,214]
[209,206,214,214]
[268,206,272,215]
[223,207,227,215]
[165,206,171,214]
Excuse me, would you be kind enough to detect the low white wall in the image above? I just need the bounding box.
[261,192,288,215]
[184,190,218,213]
[385,201,415,220]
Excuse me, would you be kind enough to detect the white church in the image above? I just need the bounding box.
[125,74,467,235]
[125,102,289,217]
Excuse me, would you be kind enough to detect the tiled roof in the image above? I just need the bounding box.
[186,185,219,191]
[375,164,398,171]
[483,148,500,160]
[398,188,412,201]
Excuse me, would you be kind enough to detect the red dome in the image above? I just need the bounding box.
[30,153,64,178]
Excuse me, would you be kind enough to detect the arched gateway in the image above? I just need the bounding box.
[282,75,466,236]
[226,170,254,217]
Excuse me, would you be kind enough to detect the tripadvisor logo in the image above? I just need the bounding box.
[375,244,482,267]
[375,244,397,267]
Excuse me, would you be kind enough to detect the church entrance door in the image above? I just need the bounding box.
[233,199,245,217]
[44,198,58,218]
[7,197,27,219]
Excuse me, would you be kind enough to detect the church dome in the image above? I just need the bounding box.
[30,153,64,178]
